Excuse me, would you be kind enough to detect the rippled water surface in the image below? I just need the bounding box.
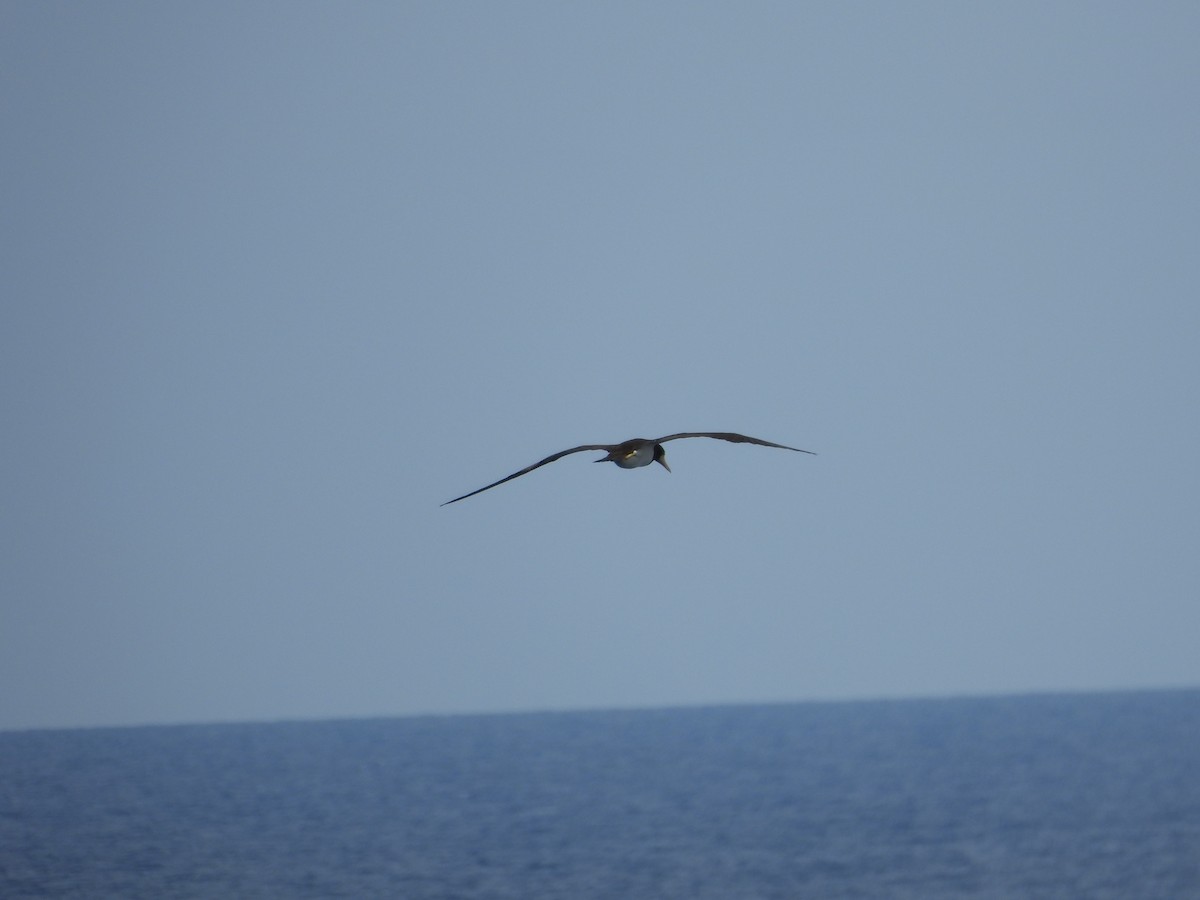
[3,690,1199,898]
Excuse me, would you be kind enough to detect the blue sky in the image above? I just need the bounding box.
[3,3,1198,730]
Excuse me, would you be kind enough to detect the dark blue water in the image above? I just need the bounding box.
[3,690,1199,899]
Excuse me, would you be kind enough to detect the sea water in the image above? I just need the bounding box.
[3,690,1198,898]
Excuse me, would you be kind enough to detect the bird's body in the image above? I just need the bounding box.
[601,439,662,469]
[442,432,814,505]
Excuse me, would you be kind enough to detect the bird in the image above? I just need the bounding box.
[441,432,815,505]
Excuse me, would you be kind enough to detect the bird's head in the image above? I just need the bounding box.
[653,443,671,472]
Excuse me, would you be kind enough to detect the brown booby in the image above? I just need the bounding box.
[442,432,814,505]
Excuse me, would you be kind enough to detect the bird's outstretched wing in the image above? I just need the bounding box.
[654,432,816,454]
[441,444,612,505]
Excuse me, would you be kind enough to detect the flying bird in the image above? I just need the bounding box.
[441,432,815,505]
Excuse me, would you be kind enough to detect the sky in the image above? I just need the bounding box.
[2,3,1198,731]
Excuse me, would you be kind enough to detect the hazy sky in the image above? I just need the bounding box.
[3,3,1198,731]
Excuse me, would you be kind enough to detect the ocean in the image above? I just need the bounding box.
[2,690,1198,899]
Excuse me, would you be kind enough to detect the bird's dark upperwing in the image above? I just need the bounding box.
[654,432,817,454]
[441,444,612,505]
